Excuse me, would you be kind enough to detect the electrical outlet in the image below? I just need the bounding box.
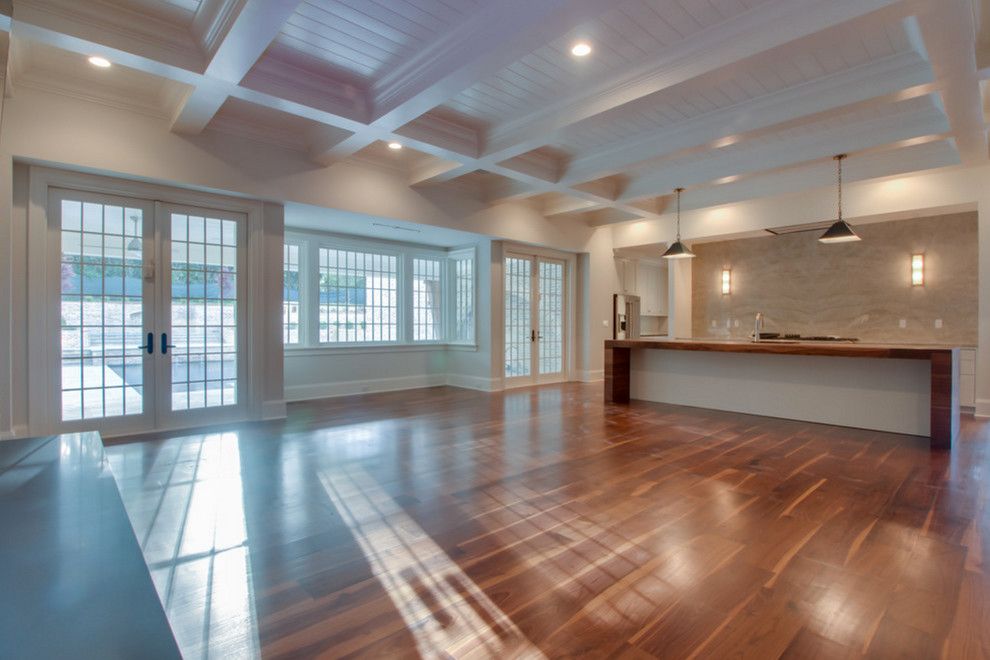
[711,320,717,328]
[603,320,609,327]
[733,319,739,328]
[899,319,907,329]
[935,319,943,329]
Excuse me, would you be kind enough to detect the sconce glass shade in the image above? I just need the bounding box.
[912,254,924,286]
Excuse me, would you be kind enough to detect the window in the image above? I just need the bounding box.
[412,257,442,341]
[319,248,398,343]
[283,243,301,344]
[451,252,474,344]
[285,233,476,348]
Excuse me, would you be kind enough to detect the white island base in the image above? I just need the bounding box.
[604,339,960,449]
[631,349,931,436]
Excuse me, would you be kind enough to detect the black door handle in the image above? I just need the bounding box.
[137,332,153,354]
[161,332,176,354]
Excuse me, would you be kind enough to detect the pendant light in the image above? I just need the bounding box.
[818,154,861,244]
[662,187,695,259]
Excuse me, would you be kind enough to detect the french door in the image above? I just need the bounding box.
[504,254,566,386]
[50,189,247,435]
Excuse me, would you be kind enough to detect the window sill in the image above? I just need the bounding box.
[284,343,477,357]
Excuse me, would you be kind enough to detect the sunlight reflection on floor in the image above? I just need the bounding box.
[110,433,261,660]
[319,467,547,659]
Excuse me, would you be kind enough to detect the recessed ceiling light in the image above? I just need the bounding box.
[88,56,112,68]
[387,141,403,150]
[571,42,592,57]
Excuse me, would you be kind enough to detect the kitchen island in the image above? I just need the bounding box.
[604,338,960,449]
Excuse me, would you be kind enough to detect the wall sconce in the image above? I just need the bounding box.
[911,254,924,286]
[721,268,731,295]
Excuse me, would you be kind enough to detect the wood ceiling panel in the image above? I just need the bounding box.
[101,0,201,27]
[445,0,771,127]
[553,18,923,155]
[274,0,481,84]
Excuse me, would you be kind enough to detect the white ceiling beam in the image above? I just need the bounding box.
[910,0,988,163]
[482,0,907,164]
[170,86,229,134]
[408,157,472,187]
[10,16,366,133]
[621,105,949,201]
[170,0,303,135]
[310,0,616,164]
[561,49,934,185]
[543,196,603,216]
[640,140,961,223]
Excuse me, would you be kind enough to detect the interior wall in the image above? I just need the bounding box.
[692,212,978,344]
[285,349,450,401]
[282,237,497,400]
[0,86,603,435]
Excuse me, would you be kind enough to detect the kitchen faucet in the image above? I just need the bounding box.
[754,312,764,342]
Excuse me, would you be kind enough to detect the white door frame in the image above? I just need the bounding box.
[155,201,250,429]
[26,166,269,437]
[501,245,575,389]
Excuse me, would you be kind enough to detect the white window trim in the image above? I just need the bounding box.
[284,230,479,352]
[448,245,477,347]
[282,238,307,347]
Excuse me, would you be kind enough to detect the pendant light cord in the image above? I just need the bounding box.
[675,187,683,240]
[835,154,844,222]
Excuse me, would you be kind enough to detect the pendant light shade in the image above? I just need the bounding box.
[818,219,860,243]
[819,154,861,244]
[662,187,695,259]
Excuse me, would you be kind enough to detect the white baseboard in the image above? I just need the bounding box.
[284,374,447,402]
[261,399,287,420]
[578,369,604,382]
[0,424,29,441]
[446,374,501,391]
[975,398,990,418]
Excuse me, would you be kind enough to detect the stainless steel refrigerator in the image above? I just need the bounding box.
[613,294,641,339]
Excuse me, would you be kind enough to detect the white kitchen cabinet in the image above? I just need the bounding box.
[616,258,637,294]
[637,262,667,316]
[961,348,975,408]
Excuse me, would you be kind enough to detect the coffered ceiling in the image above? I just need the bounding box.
[3,0,989,226]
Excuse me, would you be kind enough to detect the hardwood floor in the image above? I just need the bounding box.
[106,383,990,659]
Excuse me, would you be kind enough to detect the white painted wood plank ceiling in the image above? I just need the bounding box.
[4,0,988,226]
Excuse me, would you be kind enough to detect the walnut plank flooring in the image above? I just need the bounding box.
[105,383,990,659]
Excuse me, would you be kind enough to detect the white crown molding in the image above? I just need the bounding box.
[13,73,170,119]
[193,0,243,59]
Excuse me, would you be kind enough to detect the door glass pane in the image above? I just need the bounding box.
[538,260,564,375]
[60,199,145,421]
[504,257,532,378]
[170,213,238,411]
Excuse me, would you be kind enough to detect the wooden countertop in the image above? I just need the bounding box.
[605,338,960,360]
